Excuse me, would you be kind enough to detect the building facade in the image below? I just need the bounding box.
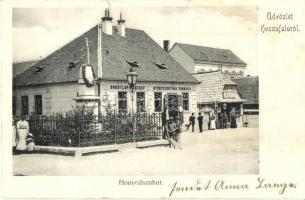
[193,71,246,129]
[234,76,259,127]
[13,9,199,123]
[169,43,247,79]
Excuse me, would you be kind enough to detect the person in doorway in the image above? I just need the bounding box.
[230,113,237,128]
[186,113,195,132]
[162,107,168,139]
[210,114,216,130]
[207,113,211,130]
[197,112,203,133]
[16,115,29,153]
[223,113,228,129]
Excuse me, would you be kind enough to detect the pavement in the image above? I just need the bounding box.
[13,127,259,176]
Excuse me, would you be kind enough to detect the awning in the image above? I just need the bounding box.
[219,99,247,103]
[198,99,247,104]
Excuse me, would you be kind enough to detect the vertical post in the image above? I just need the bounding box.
[131,86,135,143]
[97,82,101,116]
[97,23,103,79]
[85,37,90,65]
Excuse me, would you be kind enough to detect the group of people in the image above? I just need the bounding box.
[161,107,182,149]
[186,112,216,133]
[12,115,35,154]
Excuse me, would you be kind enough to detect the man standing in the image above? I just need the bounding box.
[162,107,167,139]
[197,112,203,133]
[186,113,196,132]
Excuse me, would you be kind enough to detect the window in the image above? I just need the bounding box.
[127,61,140,68]
[21,96,29,115]
[230,71,237,78]
[224,85,236,90]
[182,93,189,111]
[118,91,127,113]
[154,92,162,112]
[155,63,167,69]
[136,92,145,112]
[13,96,16,116]
[34,95,42,115]
[34,65,45,73]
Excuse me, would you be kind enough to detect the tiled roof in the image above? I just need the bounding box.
[233,76,259,105]
[13,60,38,78]
[15,26,199,86]
[174,43,247,66]
[193,71,243,103]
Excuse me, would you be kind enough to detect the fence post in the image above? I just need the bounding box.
[114,112,116,144]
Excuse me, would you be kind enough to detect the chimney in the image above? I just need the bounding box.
[101,8,113,35]
[117,12,126,37]
[163,40,170,51]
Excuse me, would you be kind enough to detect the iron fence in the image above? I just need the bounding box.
[28,112,163,147]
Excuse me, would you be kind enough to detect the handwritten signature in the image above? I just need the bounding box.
[169,177,297,197]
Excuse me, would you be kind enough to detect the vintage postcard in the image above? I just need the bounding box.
[1,0,305,199]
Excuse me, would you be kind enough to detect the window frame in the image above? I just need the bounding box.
[21,95,29,115]
[13,96,16,116]
[182,93,189,111]
[118,91,128,113]
[154,92,162,112]
[136,92,145,113]
[34,95,43,115]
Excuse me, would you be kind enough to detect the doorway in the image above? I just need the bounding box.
[167,94,179,119]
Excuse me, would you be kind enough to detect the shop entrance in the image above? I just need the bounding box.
[217,103,241,128]
[167,94,179,119]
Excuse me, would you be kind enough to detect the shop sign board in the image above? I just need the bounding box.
[223,90,237,99]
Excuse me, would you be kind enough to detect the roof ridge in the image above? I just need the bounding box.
[13,60,40,65]
[176,42,230,51]
[175,42,247,66]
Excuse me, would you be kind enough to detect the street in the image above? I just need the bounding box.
[13,128,259,176]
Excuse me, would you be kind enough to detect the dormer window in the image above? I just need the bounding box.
[230,71,236,78]
[34,65,44,73]
[67,61,80,69]
[154,62,167,69]
[200,51,208,60]
[68,62,76,69]
[127,61,140,68]
[224,85,236,90]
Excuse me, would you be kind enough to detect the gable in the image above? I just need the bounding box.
[194,71,243,103]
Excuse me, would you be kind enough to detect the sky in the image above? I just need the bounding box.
[13,6,258,75]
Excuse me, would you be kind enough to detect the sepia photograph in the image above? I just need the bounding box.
[2,0,305,198]
[12,6,259,176]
